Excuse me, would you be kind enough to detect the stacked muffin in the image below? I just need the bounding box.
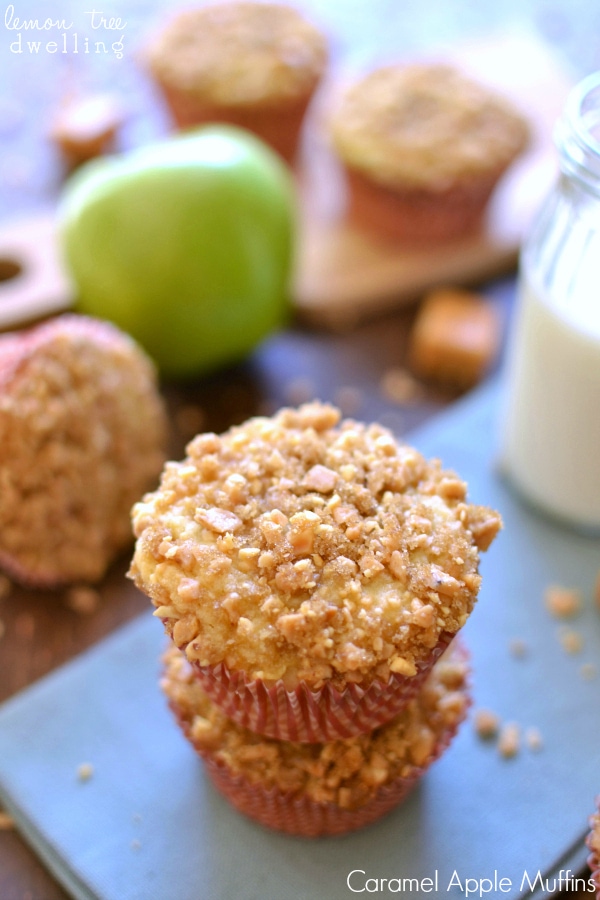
[131,402,501,835]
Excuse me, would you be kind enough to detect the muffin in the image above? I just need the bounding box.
[162,639,470,836]
[588,800,600,899]
[143,1,328,163]
[329,63,530,243]
[0,314,167,587]
[131,402,500,741]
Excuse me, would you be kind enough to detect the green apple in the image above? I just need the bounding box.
[59,125,296,378]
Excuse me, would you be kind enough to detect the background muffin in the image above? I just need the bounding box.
[0,314,167,587]
[329,63,530,243]
[131,402,500,740]
[589,801,600,899]
[162,640,470,836]
[143,1,328,163]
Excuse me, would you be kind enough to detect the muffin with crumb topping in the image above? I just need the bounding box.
[143,1,328,163]
[130,402,501,741]
[0,314,167,587]
[329,63,530,243]
[162,639,470,836]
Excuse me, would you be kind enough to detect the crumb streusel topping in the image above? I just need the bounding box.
[330,64,530,191]
[0,316,167,585]
[162,641,469,810]
[145,2,327,107]
[131,403,500,688]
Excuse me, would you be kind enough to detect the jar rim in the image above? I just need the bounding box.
[555,70,600,189]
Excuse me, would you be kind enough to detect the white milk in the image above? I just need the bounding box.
[500,269,600,531]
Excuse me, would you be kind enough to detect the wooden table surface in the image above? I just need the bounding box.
[1,1,598,898]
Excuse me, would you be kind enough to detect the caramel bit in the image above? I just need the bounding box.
[162,642,469,809]
[473,708,500,740]
[544,585,582,619]
[131,402,500,687]
[409,288,501,389]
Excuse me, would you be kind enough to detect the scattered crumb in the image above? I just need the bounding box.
[525,726,543,752]
[130,839,142,851]
[175,404,205,440]
[132,812,143,824]
[76,762,94,782]
[497,722,520,758]
[0,573,13,601]
[65,585,100,615]
[0,810,14,830]
[408,287,501,388]
[283,376,316,406]
[544,585,581,618]
[580,662,598,681]
[333,384,363,417]
[473,708,500,740]
[380,367,424,406]
[14,612,35,640]
[508,637,528,658]
[559,628,583,654]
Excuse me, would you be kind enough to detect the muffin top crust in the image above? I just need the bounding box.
[0,315,167,586]
[144,2,328,107]
[330,63,530,191]
[131,403,501,688]
[162,641,469,810]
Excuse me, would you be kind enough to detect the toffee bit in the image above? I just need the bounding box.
[544,585,581,619]
[76,762,94,782]
[497,722,520,758]
[473,708,500,740]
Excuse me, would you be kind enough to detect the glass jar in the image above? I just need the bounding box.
[500,71,600,533]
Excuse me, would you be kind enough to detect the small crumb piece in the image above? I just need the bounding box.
[544,584,581,618]
[284,377,316,406]
[333,385,363,416]
[0,573,13,601]
[497,722,520,758]
[50,94,123,169]
[509,637,528,658]
[473,708,500,740]
[559,628,583,654]
[380,367,424,406]
[0,810,14,830]
[130,839,142,851]
[580,662,597,681]
[65,585,100,615]
[408,287,501,387]
[76,762,94,782]
[525,726,543,752]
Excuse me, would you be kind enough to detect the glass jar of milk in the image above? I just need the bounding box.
[500,71,600,533]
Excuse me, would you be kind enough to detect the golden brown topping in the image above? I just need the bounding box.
[131,402,501,687]
[330,64,529,190]
[162,642,469,809]
[144,2,327,107]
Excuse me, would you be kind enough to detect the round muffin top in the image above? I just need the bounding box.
[144,2,328,107]
[131,402,501,688]
[0,315,167,587]
[330,63,530,191]
[162,641,469,810]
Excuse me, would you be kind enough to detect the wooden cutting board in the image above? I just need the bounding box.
[0,31,572,334]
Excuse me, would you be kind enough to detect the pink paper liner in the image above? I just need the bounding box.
[176,629,453,742]
[587,798,600,899]
[195,698,465,837]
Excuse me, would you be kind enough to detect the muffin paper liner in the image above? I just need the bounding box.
[175,686,466,837]
[587,798,600,899]
[179,629,453,742]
